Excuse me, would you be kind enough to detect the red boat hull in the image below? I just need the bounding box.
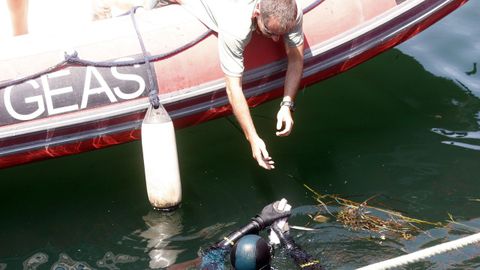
[0,0,468,168]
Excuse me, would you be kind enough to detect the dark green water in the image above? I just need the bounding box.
[1,1,479,269]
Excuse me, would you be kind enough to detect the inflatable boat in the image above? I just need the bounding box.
[0,0,468,168]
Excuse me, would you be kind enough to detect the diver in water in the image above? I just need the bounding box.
[168,199,324,270]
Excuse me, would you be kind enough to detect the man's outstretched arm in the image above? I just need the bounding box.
[225,75,275,170]
[276,43,304,136]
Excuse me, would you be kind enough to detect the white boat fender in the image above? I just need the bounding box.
[141,104,182,210]
[132,6,181,210]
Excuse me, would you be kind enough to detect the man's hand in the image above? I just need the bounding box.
[277,42,303,137]
[249,135,275,170]
[224,75,275,170]
[276,106,294,136]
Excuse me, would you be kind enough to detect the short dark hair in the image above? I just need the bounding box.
[259,0,297,34]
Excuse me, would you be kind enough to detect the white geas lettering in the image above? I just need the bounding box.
[4,59,148,122]
[111,58,146,100]
[81,66,118,109]
[4,80,45,121]
[41,69,79,115]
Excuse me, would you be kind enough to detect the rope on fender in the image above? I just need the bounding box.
[356,232,480,270]
[130,6,160,108]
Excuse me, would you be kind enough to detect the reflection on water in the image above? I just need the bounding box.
[398,1,480,95]
[138,210,237,268]
[168,222,236,242]
[16,252,138,270]
[51,253,94,270]
[96,252,138,269]
[23,253,48,270]
[398,0,480,152]
[140,211,184,269]
[466,62,477,76]
[432,127,480,150]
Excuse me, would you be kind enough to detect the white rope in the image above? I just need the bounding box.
[356,232,480,270]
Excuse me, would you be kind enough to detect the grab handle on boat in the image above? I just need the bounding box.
[141,104,182,210]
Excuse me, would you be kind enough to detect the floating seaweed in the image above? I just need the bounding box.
[304,184,443,240]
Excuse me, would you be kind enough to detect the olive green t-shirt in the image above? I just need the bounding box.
[181,0,304,77]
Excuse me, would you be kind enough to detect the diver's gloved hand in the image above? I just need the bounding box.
[253,198,291,230]
[271,225,295,249]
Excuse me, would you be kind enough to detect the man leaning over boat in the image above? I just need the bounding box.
[8,0,304,170]
[162,0,304,170]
